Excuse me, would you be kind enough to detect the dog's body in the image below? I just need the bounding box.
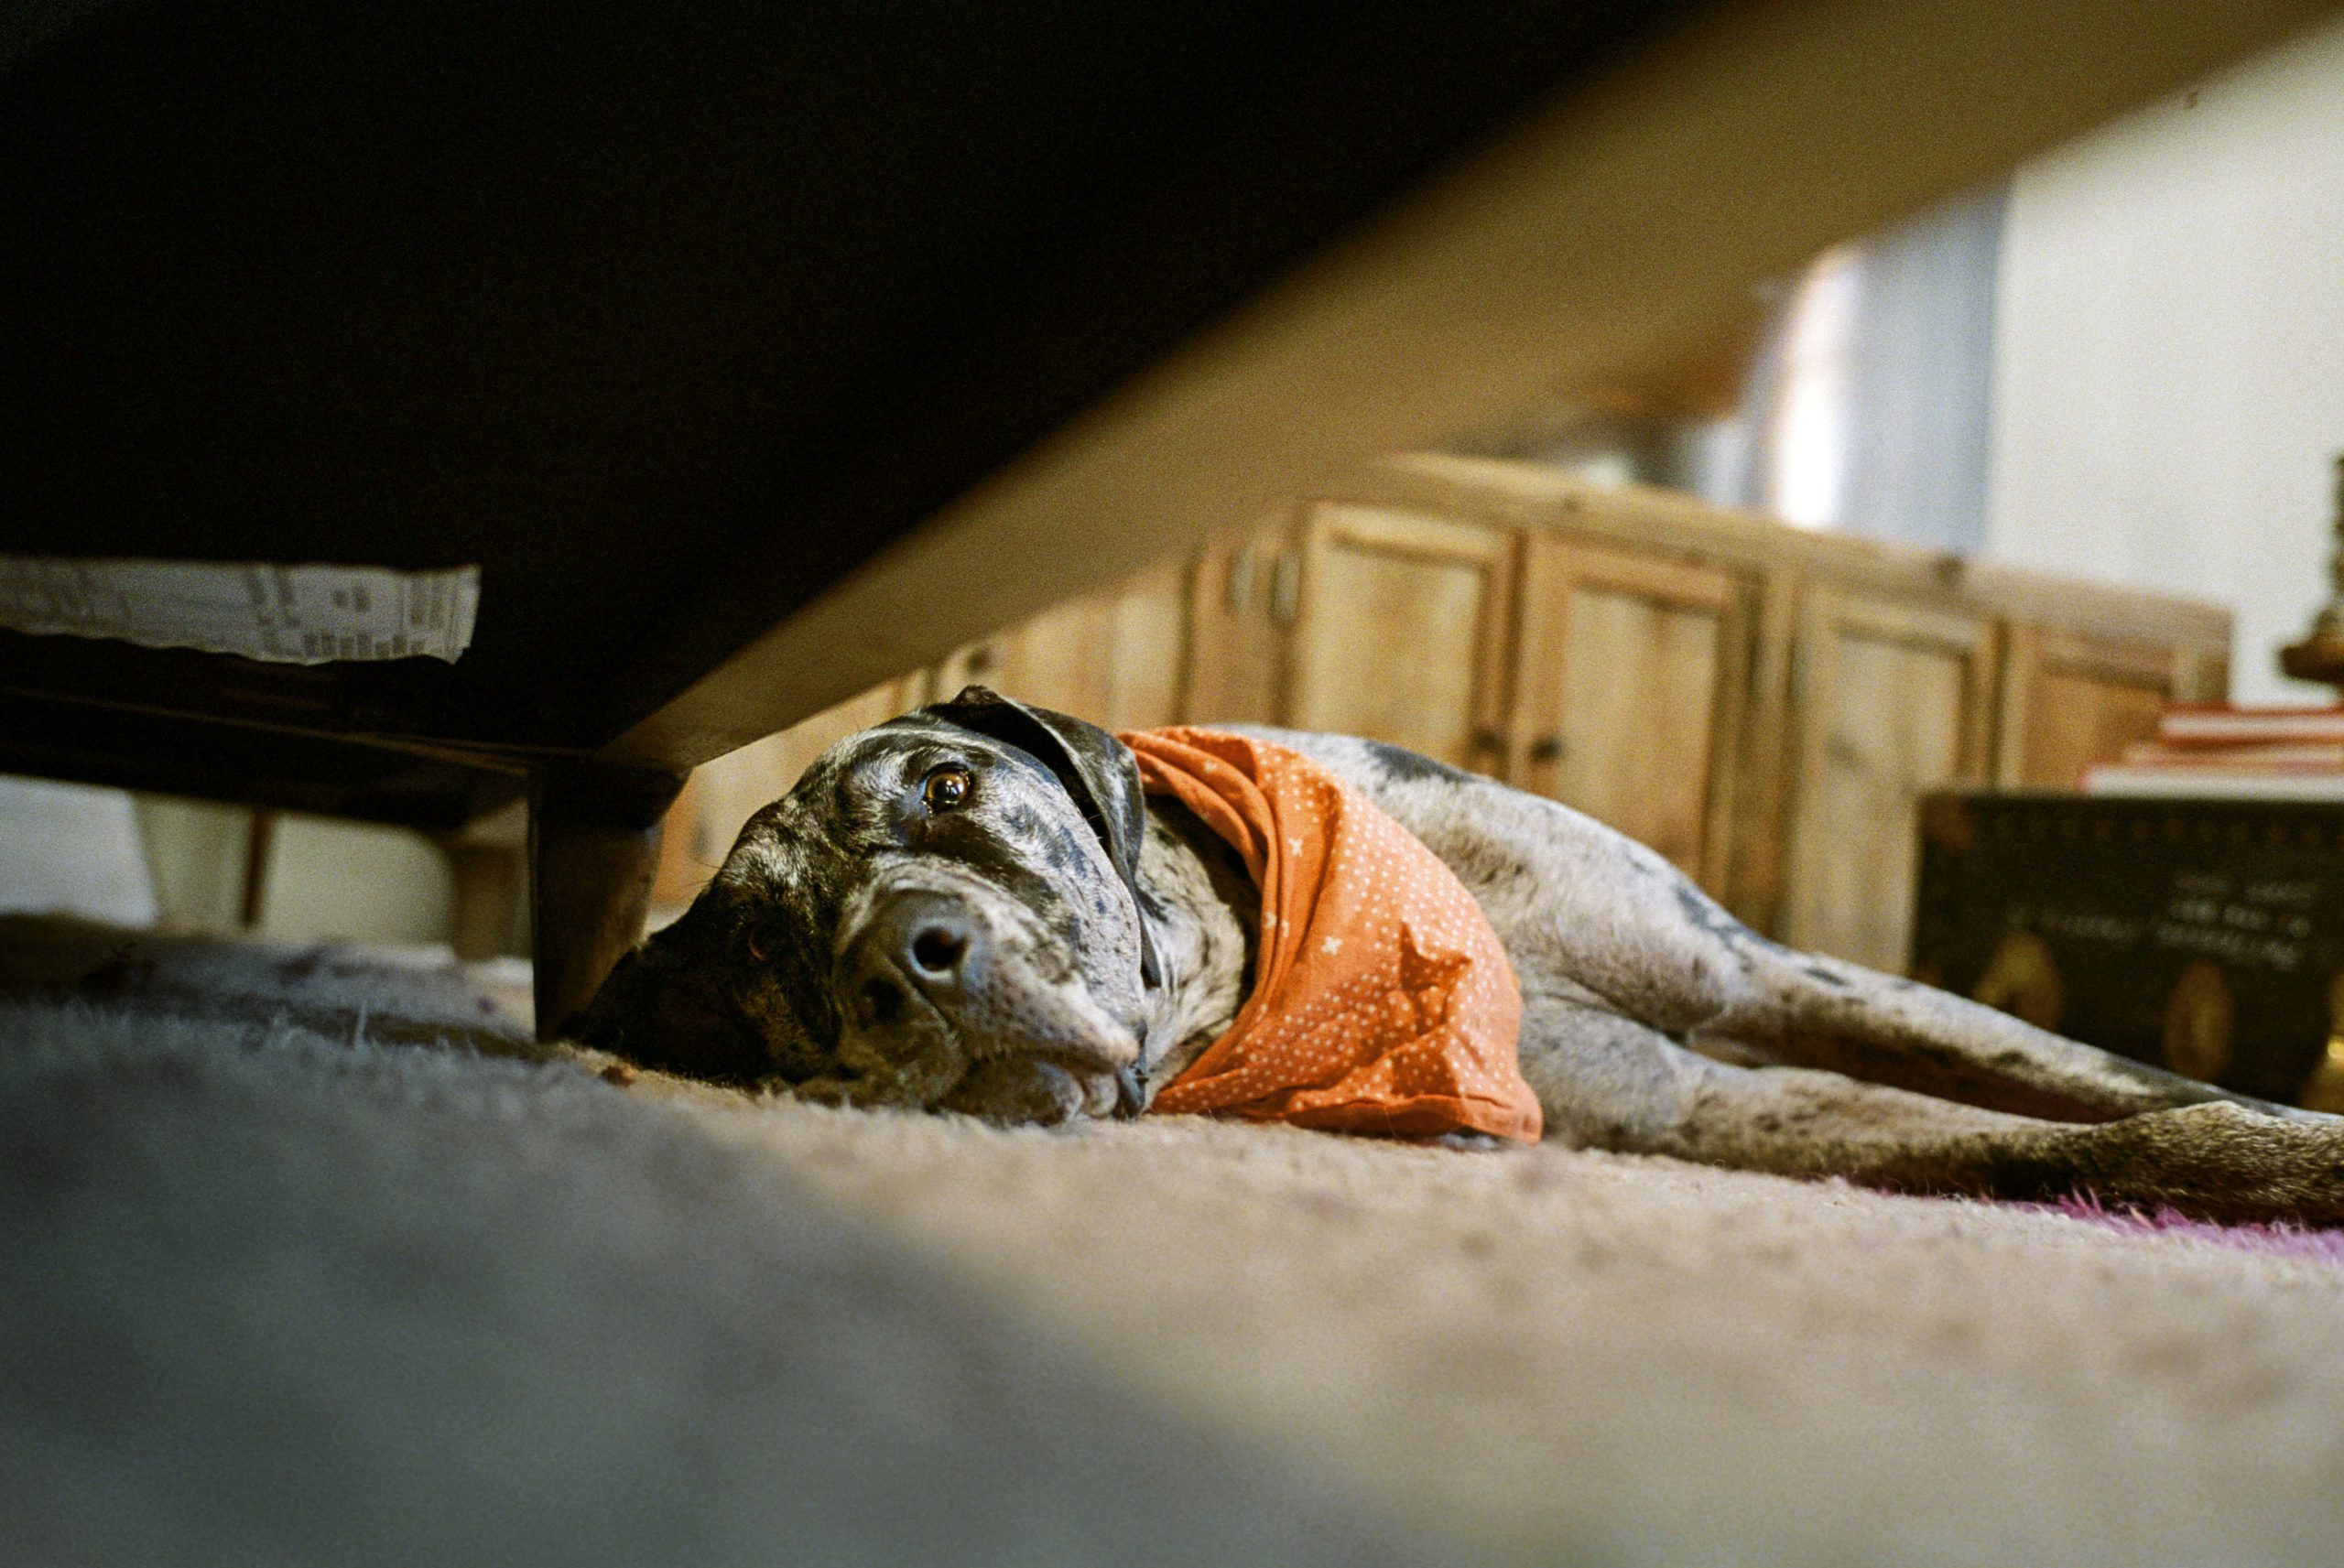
[581,688,2344,1223]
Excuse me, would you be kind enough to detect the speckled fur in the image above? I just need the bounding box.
[581,698,2344,1223]
[580,704,1158,1122]
[1232,726,2344,1222]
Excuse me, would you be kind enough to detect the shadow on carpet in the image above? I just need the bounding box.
[8,916,2344,1567]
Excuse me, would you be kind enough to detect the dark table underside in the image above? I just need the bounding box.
[5,0,2328,832]
[0,0,1678,818]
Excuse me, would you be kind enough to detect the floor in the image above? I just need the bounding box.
[8,915,2344,1566]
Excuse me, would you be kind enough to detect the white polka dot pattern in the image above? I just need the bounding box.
[1121,728,1540,1143]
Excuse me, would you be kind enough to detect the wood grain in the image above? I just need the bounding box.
[1285,505,1518,773]
[1512,537,1753,891]
[647,452,2243,973]
[1780,591,2000,970]
[1994,625,2209,789]
[935,560,1190,734]
[1181,518,1298,727]
[530,761,688,1040]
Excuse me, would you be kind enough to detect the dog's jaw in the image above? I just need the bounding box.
[1126,797,1260,1102]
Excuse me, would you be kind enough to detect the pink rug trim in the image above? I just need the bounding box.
[2022,1192,2344,1263]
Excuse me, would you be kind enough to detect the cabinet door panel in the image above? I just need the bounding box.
[1512,539,1750,888]
[1781,592,1996,971]
[1285,504,1515,773]
[1182,522,1292,726]
[1995,625,2221,788]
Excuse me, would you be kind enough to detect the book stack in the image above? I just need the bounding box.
[2080,703,2344,800]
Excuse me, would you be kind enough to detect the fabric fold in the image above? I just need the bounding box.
[1121,727,1540,1144]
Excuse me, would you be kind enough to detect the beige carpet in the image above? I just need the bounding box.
[8,916,2344,1566]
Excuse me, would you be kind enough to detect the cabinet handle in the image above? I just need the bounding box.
[1270,554,1301,624]
[1470,726,1507,761]
[965,643,996,678]
[1224,546,1255,615]
[1528,734,1566,764]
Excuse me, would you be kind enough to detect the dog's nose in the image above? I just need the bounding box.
[842,891,984,1027]
[906,916,971,980]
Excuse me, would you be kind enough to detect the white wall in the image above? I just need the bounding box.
[0,773,460,947]
[1984,15,2344,706]
[0,776,157,926]
[255,815,458,950]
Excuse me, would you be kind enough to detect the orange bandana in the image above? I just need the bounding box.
[1119,727,1541,1144]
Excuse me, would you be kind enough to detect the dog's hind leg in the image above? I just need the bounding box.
[1526,993,2344,1223]
[1705,939,2320,1126]
[1246,728,2325,1131]
[1665,1056,2344,1224]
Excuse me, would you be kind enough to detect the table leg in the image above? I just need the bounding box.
[529,760,687,1042]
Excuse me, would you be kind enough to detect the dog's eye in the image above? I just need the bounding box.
[921,766,972,814]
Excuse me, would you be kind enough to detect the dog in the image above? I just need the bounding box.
[579,687,2344,1223]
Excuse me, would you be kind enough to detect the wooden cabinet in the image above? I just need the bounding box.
[1777,591,2000,971]
[1511,536,1754,887]
[1994,624,2228,788]
[932,558,1188,732]
[1256,459,2229,968]
[1283,504,1517,774]
[652,453,2237,964]
[1183,530,1295,726]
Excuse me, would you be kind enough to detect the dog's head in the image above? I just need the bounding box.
[577,687,1157,1122]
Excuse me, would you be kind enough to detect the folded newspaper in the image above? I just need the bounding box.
[0,557,479,665]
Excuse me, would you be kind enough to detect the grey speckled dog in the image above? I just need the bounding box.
[581,687,2344,1223]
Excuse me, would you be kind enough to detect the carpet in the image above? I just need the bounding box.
[6,916,2344,1566]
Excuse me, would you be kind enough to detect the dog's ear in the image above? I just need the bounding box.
[927,684,1160,988]
[570,910,774,1083]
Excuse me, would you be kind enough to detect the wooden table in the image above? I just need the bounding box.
[3,0,2328,1034]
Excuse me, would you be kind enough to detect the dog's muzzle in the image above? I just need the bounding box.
[834,885,1138,1079]
[838,887,983,1048]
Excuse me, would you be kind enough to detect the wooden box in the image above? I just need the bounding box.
[1911,791,2344,1108]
